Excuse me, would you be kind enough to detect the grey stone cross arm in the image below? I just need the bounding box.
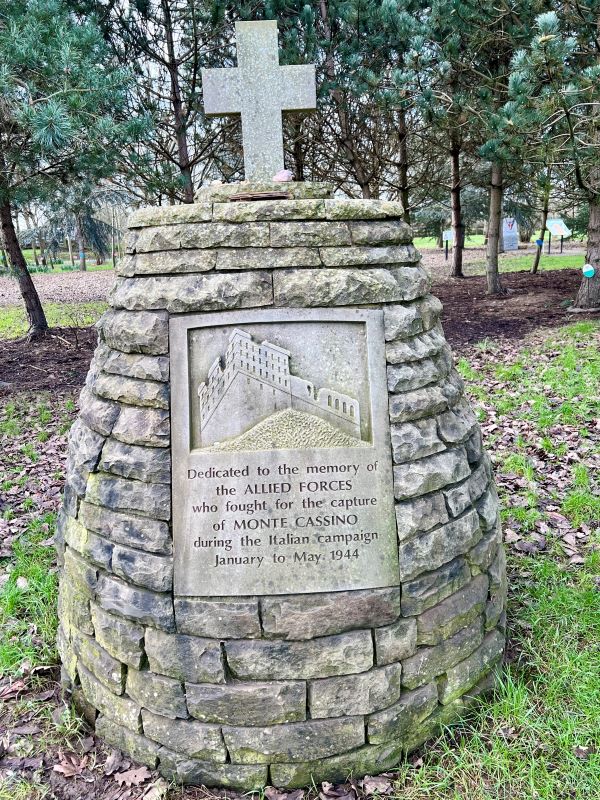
[202,20,316,181]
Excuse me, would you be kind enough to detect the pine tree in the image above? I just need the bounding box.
[0,0,140,334]
[509,7,600,308]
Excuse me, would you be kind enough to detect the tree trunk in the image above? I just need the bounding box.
[75,217,86,271]
[574,197,600,308]
[397,108,410,224]
[67,236,74,267]
[162,0,194,202]
[0,201,48,334]
[486,163,504,294]
[532,185,550,274]
[450,141,465,278]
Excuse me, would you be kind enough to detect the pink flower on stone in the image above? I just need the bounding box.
[273,169,294,182]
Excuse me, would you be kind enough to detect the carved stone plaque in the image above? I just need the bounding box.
[170,308,399,596]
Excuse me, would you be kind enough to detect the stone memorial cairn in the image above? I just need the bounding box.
[57,19,506,792]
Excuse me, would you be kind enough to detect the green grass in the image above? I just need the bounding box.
[394,557,599,799]
[0,301,108,339]
[414,234,486,249]
[0,514,58,674]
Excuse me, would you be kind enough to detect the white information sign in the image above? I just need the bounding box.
[546,219,571,238]
[502,218,519,251]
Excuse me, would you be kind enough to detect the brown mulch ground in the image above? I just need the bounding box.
[0,327,98,394]
[435,267,594,346]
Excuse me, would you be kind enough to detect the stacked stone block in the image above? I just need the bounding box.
[57,184,506,790]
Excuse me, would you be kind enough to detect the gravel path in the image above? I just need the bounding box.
[0,269,115,307]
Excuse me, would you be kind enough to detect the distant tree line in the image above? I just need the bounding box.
[1,0,599,335]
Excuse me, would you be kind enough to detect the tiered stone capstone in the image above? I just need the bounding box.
[57,183,506,790]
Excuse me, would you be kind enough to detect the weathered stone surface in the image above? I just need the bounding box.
[62,516,112,568]
[127,668,187,719]
[367,683,438,745]
[99,309,169,355]
[437,401,477,444]
[79,501,171,554]
[73,631,124,694]
[99,439,170,484]
[95,372,170,409]
[270,742,402,789]
[78,666,140,729]
[273,266,430,307]
[129,204,213,228]
[439,630,504,704]
[142,710,226,760]
[63,483,78,519]
[320,244,419,267]
[97,344,170,382]
[112,545,173,592]
[135,222,269,252]
[118,250,216,277]
[388,377,462,423]
[393,447,471,501]
[402,617,484,689]
[486,547,507,630]
[387,353,450,394]
[96,574,174,630]
[187,681,306,726]
[216,246,321,270]
[223,717,365,764]
[398,508,482,581]
[386,328,446,365]
[324,198,404,220]
[477,485,500,532]
[86,472,170,520]
[158,748,268,789]
[226,631,373,680]
[465,428,483,463]
[110,271,272,313]
[349,220,412,246]
[444,463,488,518]
[401,557,472,616]
[96,716,160,767]
[309,663,402,718]
[395,492,449,541]
[416,575,489,645]
[111,406,170,448]
[468,525,501,573]
[58,572,93,636]
[201,182,334,203]
[145,628,224,683]
[66,418,105,495]
[57,626,77,684]
[270,221,351,247]
[383,295,444,342]
[212,198,326,222]
[91,603,145,668]
[63,547,97,592]
[374,618,417,664]
[261,588,400,640]
[78,387,119,437]
[390,418,445,464]
[175,598,261,639]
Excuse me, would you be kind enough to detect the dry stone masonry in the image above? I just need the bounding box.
[57,181,506,790]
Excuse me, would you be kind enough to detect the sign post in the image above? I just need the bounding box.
[546,219,571,255]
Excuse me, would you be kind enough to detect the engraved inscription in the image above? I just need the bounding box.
[170,309,399,597]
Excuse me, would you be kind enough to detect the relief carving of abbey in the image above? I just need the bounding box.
[198,328,363,449]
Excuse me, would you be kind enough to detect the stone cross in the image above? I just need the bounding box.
[202,20,316,181]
